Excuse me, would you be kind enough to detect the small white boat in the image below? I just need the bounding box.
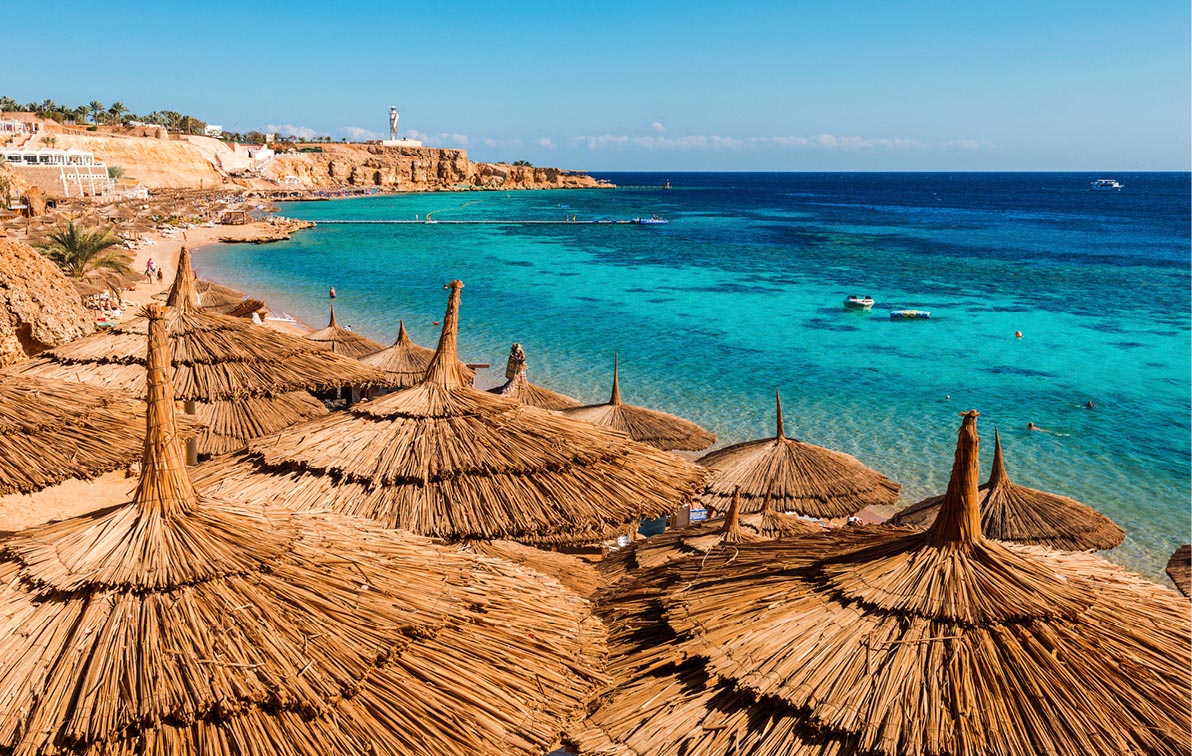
[844,295,875,309]
[635,215,669,225]
[890,310,931,320]
[1090,179,1123,191]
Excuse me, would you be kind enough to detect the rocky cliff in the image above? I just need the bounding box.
[264,144,609,191]
[0,238,93,367]
[33,126,608,194]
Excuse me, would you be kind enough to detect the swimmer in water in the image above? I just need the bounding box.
[1027,422,1038,431]
[1085,400,1095,409]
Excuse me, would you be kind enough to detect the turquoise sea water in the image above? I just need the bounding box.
[199,172,1191,580]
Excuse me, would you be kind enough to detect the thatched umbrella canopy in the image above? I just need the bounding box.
[360,319,475,389]
[695,390,900,518]
[0,374,198,496]
[196,280,705,543]
[489,342,581,410]
[571,410,1191,756]
[1167,544,1191,597]
[890,427,1125,551]
[561,355,715,451]
[305,303,385,359]
[9,248,381,455]
[0,304,607,756]
[191,278,245,309]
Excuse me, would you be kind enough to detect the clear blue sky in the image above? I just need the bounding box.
[9,1,1190,171]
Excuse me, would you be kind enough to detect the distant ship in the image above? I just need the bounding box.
[1090,179,1123,191]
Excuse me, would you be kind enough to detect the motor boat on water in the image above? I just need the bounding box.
[890,310,932,320]
[1090,179,1123,191]
[843,295,875,309]
[634,215,669,225]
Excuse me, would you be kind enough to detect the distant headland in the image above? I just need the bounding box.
[0,98,612,200]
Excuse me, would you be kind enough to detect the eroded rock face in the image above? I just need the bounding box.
[0,238,93,367]
[268,145,610,192]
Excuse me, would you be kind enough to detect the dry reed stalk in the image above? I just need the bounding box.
[574,410,1192,756]
[194,281,705,542]
[696,389,900,518]
[562,355,716,451]
[0,302,610,756]
[891,428,1125,551]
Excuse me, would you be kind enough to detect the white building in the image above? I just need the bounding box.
[2,147,113,198]
[2,147,102,167]
[204,124,224,137]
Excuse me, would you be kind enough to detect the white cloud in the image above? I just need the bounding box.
[536,137,557,150]
[408,130,471,147]
[265,123,318,139]
[340,125,382,141]
[574,134,743,151]
[574,131,995,153]
[649,121,666,133]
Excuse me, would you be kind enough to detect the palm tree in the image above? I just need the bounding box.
[108,102,126,125]
[36,222,132,280]
[88,100,104,125]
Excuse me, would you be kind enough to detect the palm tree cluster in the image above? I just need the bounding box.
[0,96,206,134]
[34,221,132,280]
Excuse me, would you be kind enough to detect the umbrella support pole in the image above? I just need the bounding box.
[184,401,198,465]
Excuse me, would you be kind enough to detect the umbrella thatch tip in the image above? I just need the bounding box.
[445,280,464,291]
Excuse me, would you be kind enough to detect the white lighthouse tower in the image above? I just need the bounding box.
[381,105,422,148]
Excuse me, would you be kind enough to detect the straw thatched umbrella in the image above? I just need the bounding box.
[360,319,475,389]
[489,342,581,410]
[1167,544,1191,597]
[305,303,385,359]
[890,427,1125,551]
[0,374,198,495]
[695,389,900,518]
[562,355,715,451]
[194,278,246,309]
[196,281,705,543]
[9,248,381,455]
[571,410,1191,756]
[0,303,607,756]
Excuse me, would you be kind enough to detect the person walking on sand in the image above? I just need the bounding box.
[156,269,163,283]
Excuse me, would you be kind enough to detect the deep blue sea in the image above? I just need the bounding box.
[200,172,1191,580]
